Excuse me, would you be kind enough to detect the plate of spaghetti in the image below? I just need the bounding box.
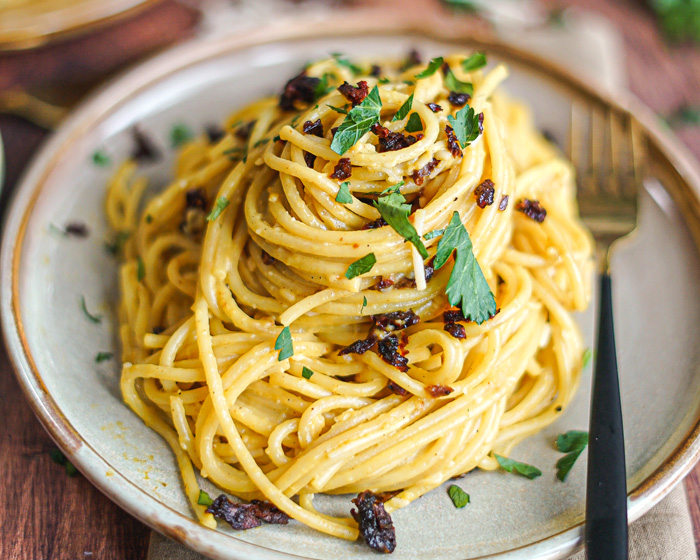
[4,10,700,560]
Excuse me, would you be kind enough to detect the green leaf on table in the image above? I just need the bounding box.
[555,430,589,482]
[345,253,377,279]
[447,484,470,508]
[494,454,542,480]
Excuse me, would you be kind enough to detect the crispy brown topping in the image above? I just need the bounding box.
[205,125,225,143]
[235,121,255,141]
[338,338,377,356]
[261,251,275,266]
[330,126,339,138]
[443,309,469,324]
[363,217,387,230]
[445,125,463,158]
[304,152,316,168]
[338,80,369,106]
[131,127,161,163]
[303,119,324,138]
[373,278,395,291]
[474,179,495,209]
[371,65,382,77]
[330,157,352,180]
[64,222,89,237]
[181,188,208,238]
[444,323,466,339]
[387,381,407,396]
[478,112,485,134]
[351,491,396,553]
[377,335,409,372]
[373,310,420,333]
[448,92,471,107]
[427,384,454,397]
[427,103,443,113]
[498,194,509,211]
[152,326,165,335]
[412,157,439,186]
[371,123,421,152]
[185,188,207,210]
[401,49,422,71]
[375,490,401,503]
[205,495,289,530]
[279,71,321,111]
[516,199,547,223]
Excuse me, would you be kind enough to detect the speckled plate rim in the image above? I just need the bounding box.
[3,7,700,560]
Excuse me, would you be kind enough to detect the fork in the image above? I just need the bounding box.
[568,103,645,560]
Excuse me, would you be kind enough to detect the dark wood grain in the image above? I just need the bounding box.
[2,0,700,558]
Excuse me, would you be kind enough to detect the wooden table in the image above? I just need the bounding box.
[1,0,700,557]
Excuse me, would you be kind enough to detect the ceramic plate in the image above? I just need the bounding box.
[4,11,700,560]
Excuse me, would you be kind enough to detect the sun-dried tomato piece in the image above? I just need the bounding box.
[330,126,339,138]
[131,127,161,163]
[373,310,420,333]
[444,323,466,339]
[371,125,421,153]
[387,380,407,395]
[279,71,321,111]
[303,119,324,138]
[412,157,439,186]
[338,81,369,106]
[427,384,454,397]
[375,490,401,503]
[206,495,262,530]
[427,103,442,113]
[377,335,409,372]
[498,194,509,211]
[330,157,352,180]
[261,251,275,265]
[339,338,377,356]
[248,500,289,525]
[448,92,471,107]
[372,278,395,291]
[205,124,225,143]
[474,179,495,209]
[371,123,390,138]
[516,199,547,223]
[235,121,255,141]
[363,217,387,230]
[401,49,422,71]
[445,125,463,158]
[351,491,397,554]
[478,112,485,134]
[64,222,89,237]
[185,188,207,210]
[304,152,316,168]
[371,65,382,77]
[443,309,468,323]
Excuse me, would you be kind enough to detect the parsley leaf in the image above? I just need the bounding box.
[582,348,592,368]
[345,253,377,279]
[375,184,429,259]
[328,104,349,115]
[50,448,78,477]
[332,53,363,75]
[446,105,481,148]
[423,228,445,240]
[206,197,230,222]
[494,454,542,480]
[137,257,145,282]
[335,182,353,203]
[405,112,423,133]
[330,86,382,155]
[92,150,111,167]
[302,366,314,380]
[275,326,293,361]
[444,68,474,95]
[315,73,336,99]
[96,351,113,363]
[433,212,496,324]
[105,230,130,256]
[555,431,589,482]
[361,295,368,313]
[415,57,444,79]
[441,0,479,12]
[461,52,487,72]
[170,123,194,147]
[80,296,102,324]
[392,93,414,122]
[197,490,214,507]
[447,484,470,508]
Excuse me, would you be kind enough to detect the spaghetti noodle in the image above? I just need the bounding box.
[106,52,593,546]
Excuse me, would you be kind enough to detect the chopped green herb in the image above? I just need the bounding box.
[433,211,496,324]
[444,68,474,96]
[80,296,102,324]
[667,105,700,127]
[582,348,592,368]
[335,182,353,204]
[137,257,145,282]
[361,295,368,313]
[548,7,566,28]
[105,231,130,256]
[302,366,314,380]
[96,352,113,363]
[555,431,589,482]
[170,123,194,147]
[315,73,336,99]
[378,77,391,84]
[405,112,423,133]
[494,454,542,480]
[92,150,111,167]
[328,104,349,115]
[461,52,487,72]
[145,214,153,224]
[273,135,281,143]
[332,53,363,75]
[423,228,445,240]
[441,0,478,12]
[447,104,482,148]
[447,484,470,508]
[415,57,444,79]
[65,463,78,477]
[345,253,377,279]
[50,448,78,477]
[330,86,382,155]
[253,138,270,148]
[392,93,414,122]
[223,145,248,163]
[206,197,230,222]
[275,326,294,361]
[375,183,428,259]
[48,223,66,236]
[290,114,302,128]
[197,490,214,507]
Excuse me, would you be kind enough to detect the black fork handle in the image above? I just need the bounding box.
[585,273,628,560]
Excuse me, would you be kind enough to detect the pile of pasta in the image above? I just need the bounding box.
[106,53,593,543]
